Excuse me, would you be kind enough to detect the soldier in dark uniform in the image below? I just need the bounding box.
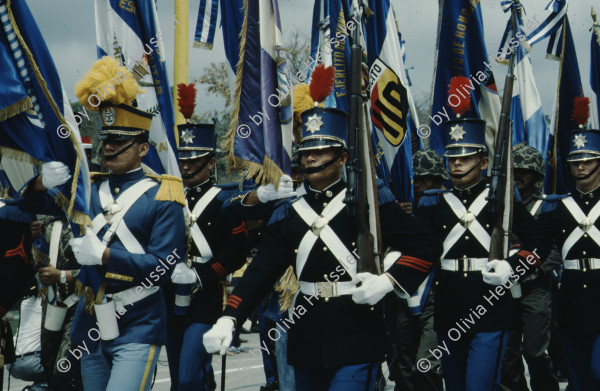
[203,104,442,391]
[166,122,248,391]
[500,145,559,391]
[539,128,600,390]
[416,118,550,391]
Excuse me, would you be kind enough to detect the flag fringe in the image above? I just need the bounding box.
[275,265,299,311]
[0,145,39,164]
[54,192,93,228]
[0,97,32,121]
[193,41,214,49]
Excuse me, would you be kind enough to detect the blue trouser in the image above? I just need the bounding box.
[80,341,160,391]
[178,323,215,391]
[275,331,295,391]
[440,331,508,391]
[8,353,48,390]
[294,363,378,391]
[562,331,600,391]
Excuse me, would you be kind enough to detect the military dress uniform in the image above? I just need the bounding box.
[216,107,442,391]
[539,128,600,390]
[416,119,550,391]
[165,122,248,391]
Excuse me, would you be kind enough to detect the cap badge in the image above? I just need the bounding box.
[449,125,466,141]
[181,129,195,145]
[573,134,587,149]
[102,107,116,126]
[306,114,324,134]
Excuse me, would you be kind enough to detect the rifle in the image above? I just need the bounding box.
[487,0,520,297]
[344,7,377,274]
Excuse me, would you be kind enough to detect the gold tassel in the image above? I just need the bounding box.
[0,97,32,121]
[75,281,84,296]
[275,266,299,312]
[146,174,186,206]
[83,287,96,315]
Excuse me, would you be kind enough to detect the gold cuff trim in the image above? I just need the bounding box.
[105,273,134,282]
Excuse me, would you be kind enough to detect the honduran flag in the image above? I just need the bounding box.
[222,0,292,184]
[497,1,549,158]
[0,0,90,228]
[429,0,501,160]
[95,0,179,176]
[591,16,600,129]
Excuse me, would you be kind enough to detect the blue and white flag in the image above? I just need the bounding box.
[591,19,600,129]
[194,0,219,49]
[0,0,90,227]
[95,0,179,176]
[526,0,568,59]
[223,0,292,184]
[429,0,501,160]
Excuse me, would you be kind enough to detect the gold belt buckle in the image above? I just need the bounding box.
[316,282,334,298]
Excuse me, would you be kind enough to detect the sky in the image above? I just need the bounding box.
[25,0,598,121]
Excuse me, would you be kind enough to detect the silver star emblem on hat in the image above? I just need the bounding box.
[449,125,466,141]
[306,114,324,133]
[573,134,587,149]
[181,129,195,145]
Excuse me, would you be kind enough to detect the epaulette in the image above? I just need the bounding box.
[0,200,35,223]
[145,174,186,206]
[216,182,241,202]
[267,197,300,226]
[90,172,109,183]
[418,189,450,208]
[540,193,569,213]
[376,181,396,206]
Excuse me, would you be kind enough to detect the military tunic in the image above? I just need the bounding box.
[222,180,442,370]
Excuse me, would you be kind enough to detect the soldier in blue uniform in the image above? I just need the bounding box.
[415,118,551,391]
[539,128,600,390]
[17,57,186,391]
[203,105,442,391]
[166,121,248,391]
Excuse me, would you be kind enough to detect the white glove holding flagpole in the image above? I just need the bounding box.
[203,317,235,355]
[349,272,394,305]
[69,232,106,266]
[171,263,197,284]
[257,175,297,203]
[41,162,71,189]
[482,259,513,285]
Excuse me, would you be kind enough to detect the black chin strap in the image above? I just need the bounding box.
[103,140,137,161]
[181,156,212,180]
[572,160,600,181]
[448,158,483,179]
[301,151,342,174]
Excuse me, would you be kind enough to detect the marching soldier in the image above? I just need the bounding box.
[19,57,186,391]
[415,117,550,391]
[500,145,559,391]
[203,85,442,390]
[539,126,600,390]
[166,119,248,391]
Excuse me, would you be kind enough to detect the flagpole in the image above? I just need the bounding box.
[174,0,189,146]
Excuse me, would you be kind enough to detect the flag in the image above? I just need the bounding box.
[0,0,90,227]
[429,0,501,160]
[591,16,600,129]
[497,2,549,157]
[222,0,292,184]
[95,0,179,176]
[194,0,219,49]
[526,0,568,59]
[365,0,417,202]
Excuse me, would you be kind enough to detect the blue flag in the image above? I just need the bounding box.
[429,0,501,159]
[223,0,292,184]
[0,0,91,227]
[591,20,600,129]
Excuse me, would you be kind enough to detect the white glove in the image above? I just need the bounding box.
[349,272,394,305]
[69,232,106,266]
[482,259,513,285]
[203,317,235,355]
[41,161,71,189]
[256,175,297,203]
[171,263,197,284]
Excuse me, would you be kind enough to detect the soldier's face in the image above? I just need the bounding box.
[300,148,347,190]
[179,156,215,187]
[448,154,488,189]
[102,139,148,174]
[514,169,539,192]
[414,175,442,200]
[570,159,600,189]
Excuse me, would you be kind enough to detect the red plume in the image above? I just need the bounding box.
[81,136,92,144]
[572,96,590,127]
[309,64,335,103]
[177,83,197,120]
[448,76,472,116]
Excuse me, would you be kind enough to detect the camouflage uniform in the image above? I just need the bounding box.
[500,145,560,391]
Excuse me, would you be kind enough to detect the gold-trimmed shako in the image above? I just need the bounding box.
[297,107,348,152]
[566,97,600,163]
[177,123,216,160]
[444,118,487,158]
[98,103,152,142]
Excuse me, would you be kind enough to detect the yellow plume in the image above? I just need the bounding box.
[293,83,313,142]
[74,56,143,111]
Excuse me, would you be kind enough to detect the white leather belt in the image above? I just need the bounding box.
[299,281,355,298]
[191,255,211,264]
[108,286,160,311]
[441,258,488,272]
[563,258,600,271]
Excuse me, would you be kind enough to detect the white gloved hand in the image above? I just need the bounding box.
[349,272,394,305]
[256,175,297,203]
[69,232,106,266]
[203,317,235,355]
[41,162,71,189]
[171,263,197,284]
[482,259,513,285]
